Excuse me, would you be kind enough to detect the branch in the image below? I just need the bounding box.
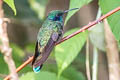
[0,0,18,80]
[4,6,120,80]
[104,19,120,80]
[4,57,33,80]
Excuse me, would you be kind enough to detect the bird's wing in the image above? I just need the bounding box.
[32,32,60,68]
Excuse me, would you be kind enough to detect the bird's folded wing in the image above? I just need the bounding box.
[32,32,59,68]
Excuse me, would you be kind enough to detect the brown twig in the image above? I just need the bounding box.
[104,19,120,80]
[0,0,18,80]
[4,57,34,80]
[4,6,120,80]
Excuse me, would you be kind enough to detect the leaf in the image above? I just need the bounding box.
[99,0,120,45]
[62,67,86,80]
[55,28,88,77]
[42,64,58,73]
[28,0,49,20]
[4,0,17,15]
[42,63,85,80]
[89,23,105,51]
[64,0,92,25]
[20,71,68,80]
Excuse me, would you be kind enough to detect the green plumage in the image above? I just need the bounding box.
[32,10,64,73]
[37,19,63,48]
[32,8,79,73]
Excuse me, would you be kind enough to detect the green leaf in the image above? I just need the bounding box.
[4,0,17,15]
[89,23,105,51]
[65,0,92,25]
[55,28,88,77]
[99,0,120,45]
[28,0,49,20]
[20,71,68,80]
[42,63,85,80]
[62,67,86,80]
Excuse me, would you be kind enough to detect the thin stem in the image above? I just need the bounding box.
[86,38,91,80]
[91,7,101,80]
[96,8,101,20]
[4,6,120,80]
[92,47,98,80]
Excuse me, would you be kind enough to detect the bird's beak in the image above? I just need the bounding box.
[64,8,79,13]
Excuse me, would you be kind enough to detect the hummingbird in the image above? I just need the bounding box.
[32,8,79,73]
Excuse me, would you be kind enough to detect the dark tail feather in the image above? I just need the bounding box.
[32,36,55,68]
[32,33,57,72]
[32,41,40,65]
[33,64,43,73]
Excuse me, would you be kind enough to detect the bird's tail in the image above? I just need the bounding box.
[32,41,43,73]
[33,64,43,73]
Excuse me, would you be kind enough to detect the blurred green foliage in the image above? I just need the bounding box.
[28,0,49,20]
[65,0,92,25]
[0,54,8,74]
[19,63,85,80]
[62,66,85,80]
[89,23,105,51]
[4,0,16,15]
[55,28,88,78]
[3,0,41,25]
[25,43,35,54]
[0,43,31,74]
[0,78,3,80]
[99,0,120,46]
[20,71,68,80]
[0,44,24,74]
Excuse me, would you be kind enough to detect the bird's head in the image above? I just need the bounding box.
[47,8,79,22]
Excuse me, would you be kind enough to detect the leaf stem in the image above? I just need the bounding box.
[91,7,101,80]
[92,47,98,80]
[86,38,91,80]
